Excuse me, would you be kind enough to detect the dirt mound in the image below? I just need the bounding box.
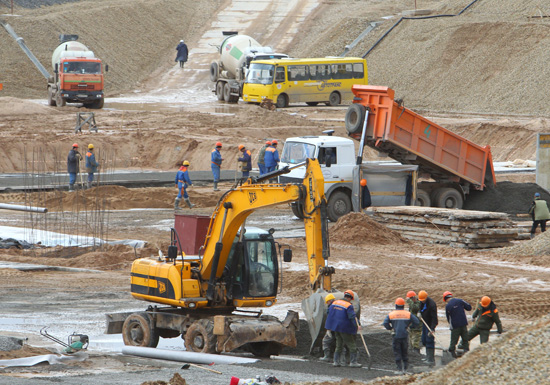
[0,97,61,116]
[464,182,550,214]
[330,212,408,246]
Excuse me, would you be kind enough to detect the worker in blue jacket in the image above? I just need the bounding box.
[237,144,252,179]
[325,290,362,368]
[211,142,223,191]
[443,291,472,357]
[264,139,280,173]
[174,160,194,210]
[383,298,419,372]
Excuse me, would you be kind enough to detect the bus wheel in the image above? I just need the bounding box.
[276,94,288,108]
[327,92,341,106]
[306,102,318,106]
[216,82,225,101]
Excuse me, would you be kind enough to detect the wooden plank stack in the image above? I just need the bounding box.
[367,206,519,249]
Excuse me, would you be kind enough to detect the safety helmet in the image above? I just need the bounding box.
[480,296,491,307]
[271,139,278,145]
[418,290,428,301]
[88,144,94,150]
[72,143,79,148]
[395,297,405,306]
[360,179,367,187]
[325,294,335,304]
[443,291,453,301]
[266,140,272,145]
[215,141,222,147]
[406,290,417,299]
[182,160,190,166]
[238,144,245,151]
[343,290,354,300]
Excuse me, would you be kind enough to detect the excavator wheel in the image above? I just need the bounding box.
[122,312,159,348]
[184,319,217,354]
[245,342,283,357]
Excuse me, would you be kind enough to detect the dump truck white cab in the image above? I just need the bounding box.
[279,130,418,222]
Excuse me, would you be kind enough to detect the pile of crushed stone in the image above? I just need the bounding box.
[330,212,408,246]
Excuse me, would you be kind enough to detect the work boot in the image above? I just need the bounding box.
[69,184,74,192]
[349,353,362,368]
[213,181,219,191]
[174,198,181,210]
[426,348,435,367]
[319,349,332,362]
[332,352,341,367]
[184,198,196,208]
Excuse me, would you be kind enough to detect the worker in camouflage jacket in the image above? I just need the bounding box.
[466,296,502,344]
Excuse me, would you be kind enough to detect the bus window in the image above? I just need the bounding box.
[275,67,285,83]
[288,65,309,81]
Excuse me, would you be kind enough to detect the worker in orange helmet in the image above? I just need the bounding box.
[67,143,82,191]
[325,290,362,368]
[443,291,472,357]
[383,298,419,372]
[405,290,422,354]
[418,290,437,366]
[465,296,503,345]
[211,141,223,191]
[237,144,252,179]
[360,178,371,209]
[257,140,271,176]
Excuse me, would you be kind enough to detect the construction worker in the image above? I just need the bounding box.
[360,178,371,209]
[319,293,336,362]
[257,140,271,176]
[528,192,550,238]
[264,139,279,173]
[325,290,362,368]
[418,290,438,366]
[85,144,100,189]
[211,142,223,191]
[466,296,502,344]
[406,291,422,353]
[67,143,82,191]
[443,291,471,357]
[237,144,252,179]
[383,297,419,372]
[174,160,195,210]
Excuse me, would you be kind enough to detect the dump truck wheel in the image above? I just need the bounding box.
[47,87,56,106]
[185,319,217,353]
[306,102,318,106]
[327,191,351,222]
[436,188,463,209]
[415,190,431,207]
[122,312,159,348]
[245,342,283,357]
[327,91,341,106]
[345,104,366,134]
[276,94,288,108]
[210,62,218,82]
[216,82,225,101]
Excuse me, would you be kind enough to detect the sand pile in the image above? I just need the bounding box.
[330,212,408,246]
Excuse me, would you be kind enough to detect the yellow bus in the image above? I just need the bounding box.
[242,57,368,108]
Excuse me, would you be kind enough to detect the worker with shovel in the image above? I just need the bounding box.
[443,291,472,357]
[418,290,438,366]
[383,297,419,372]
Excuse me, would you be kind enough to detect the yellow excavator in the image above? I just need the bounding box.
[106,159,346,356]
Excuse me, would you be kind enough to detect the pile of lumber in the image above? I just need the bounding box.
[367,206,519,249]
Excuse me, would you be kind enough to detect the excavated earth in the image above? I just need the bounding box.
[1,0,550,384]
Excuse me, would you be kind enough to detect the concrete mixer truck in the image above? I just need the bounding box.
[210,33,287,103]
[48,34,107,109]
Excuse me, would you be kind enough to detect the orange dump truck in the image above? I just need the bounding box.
[345,85,495,209]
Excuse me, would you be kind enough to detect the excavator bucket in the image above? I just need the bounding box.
[302,290,361,355]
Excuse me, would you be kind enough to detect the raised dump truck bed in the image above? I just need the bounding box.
[345,85,495,209]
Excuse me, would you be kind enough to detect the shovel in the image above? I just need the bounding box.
[419,317,453,364]
[181,363,222,374]
[356,317,372,370]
